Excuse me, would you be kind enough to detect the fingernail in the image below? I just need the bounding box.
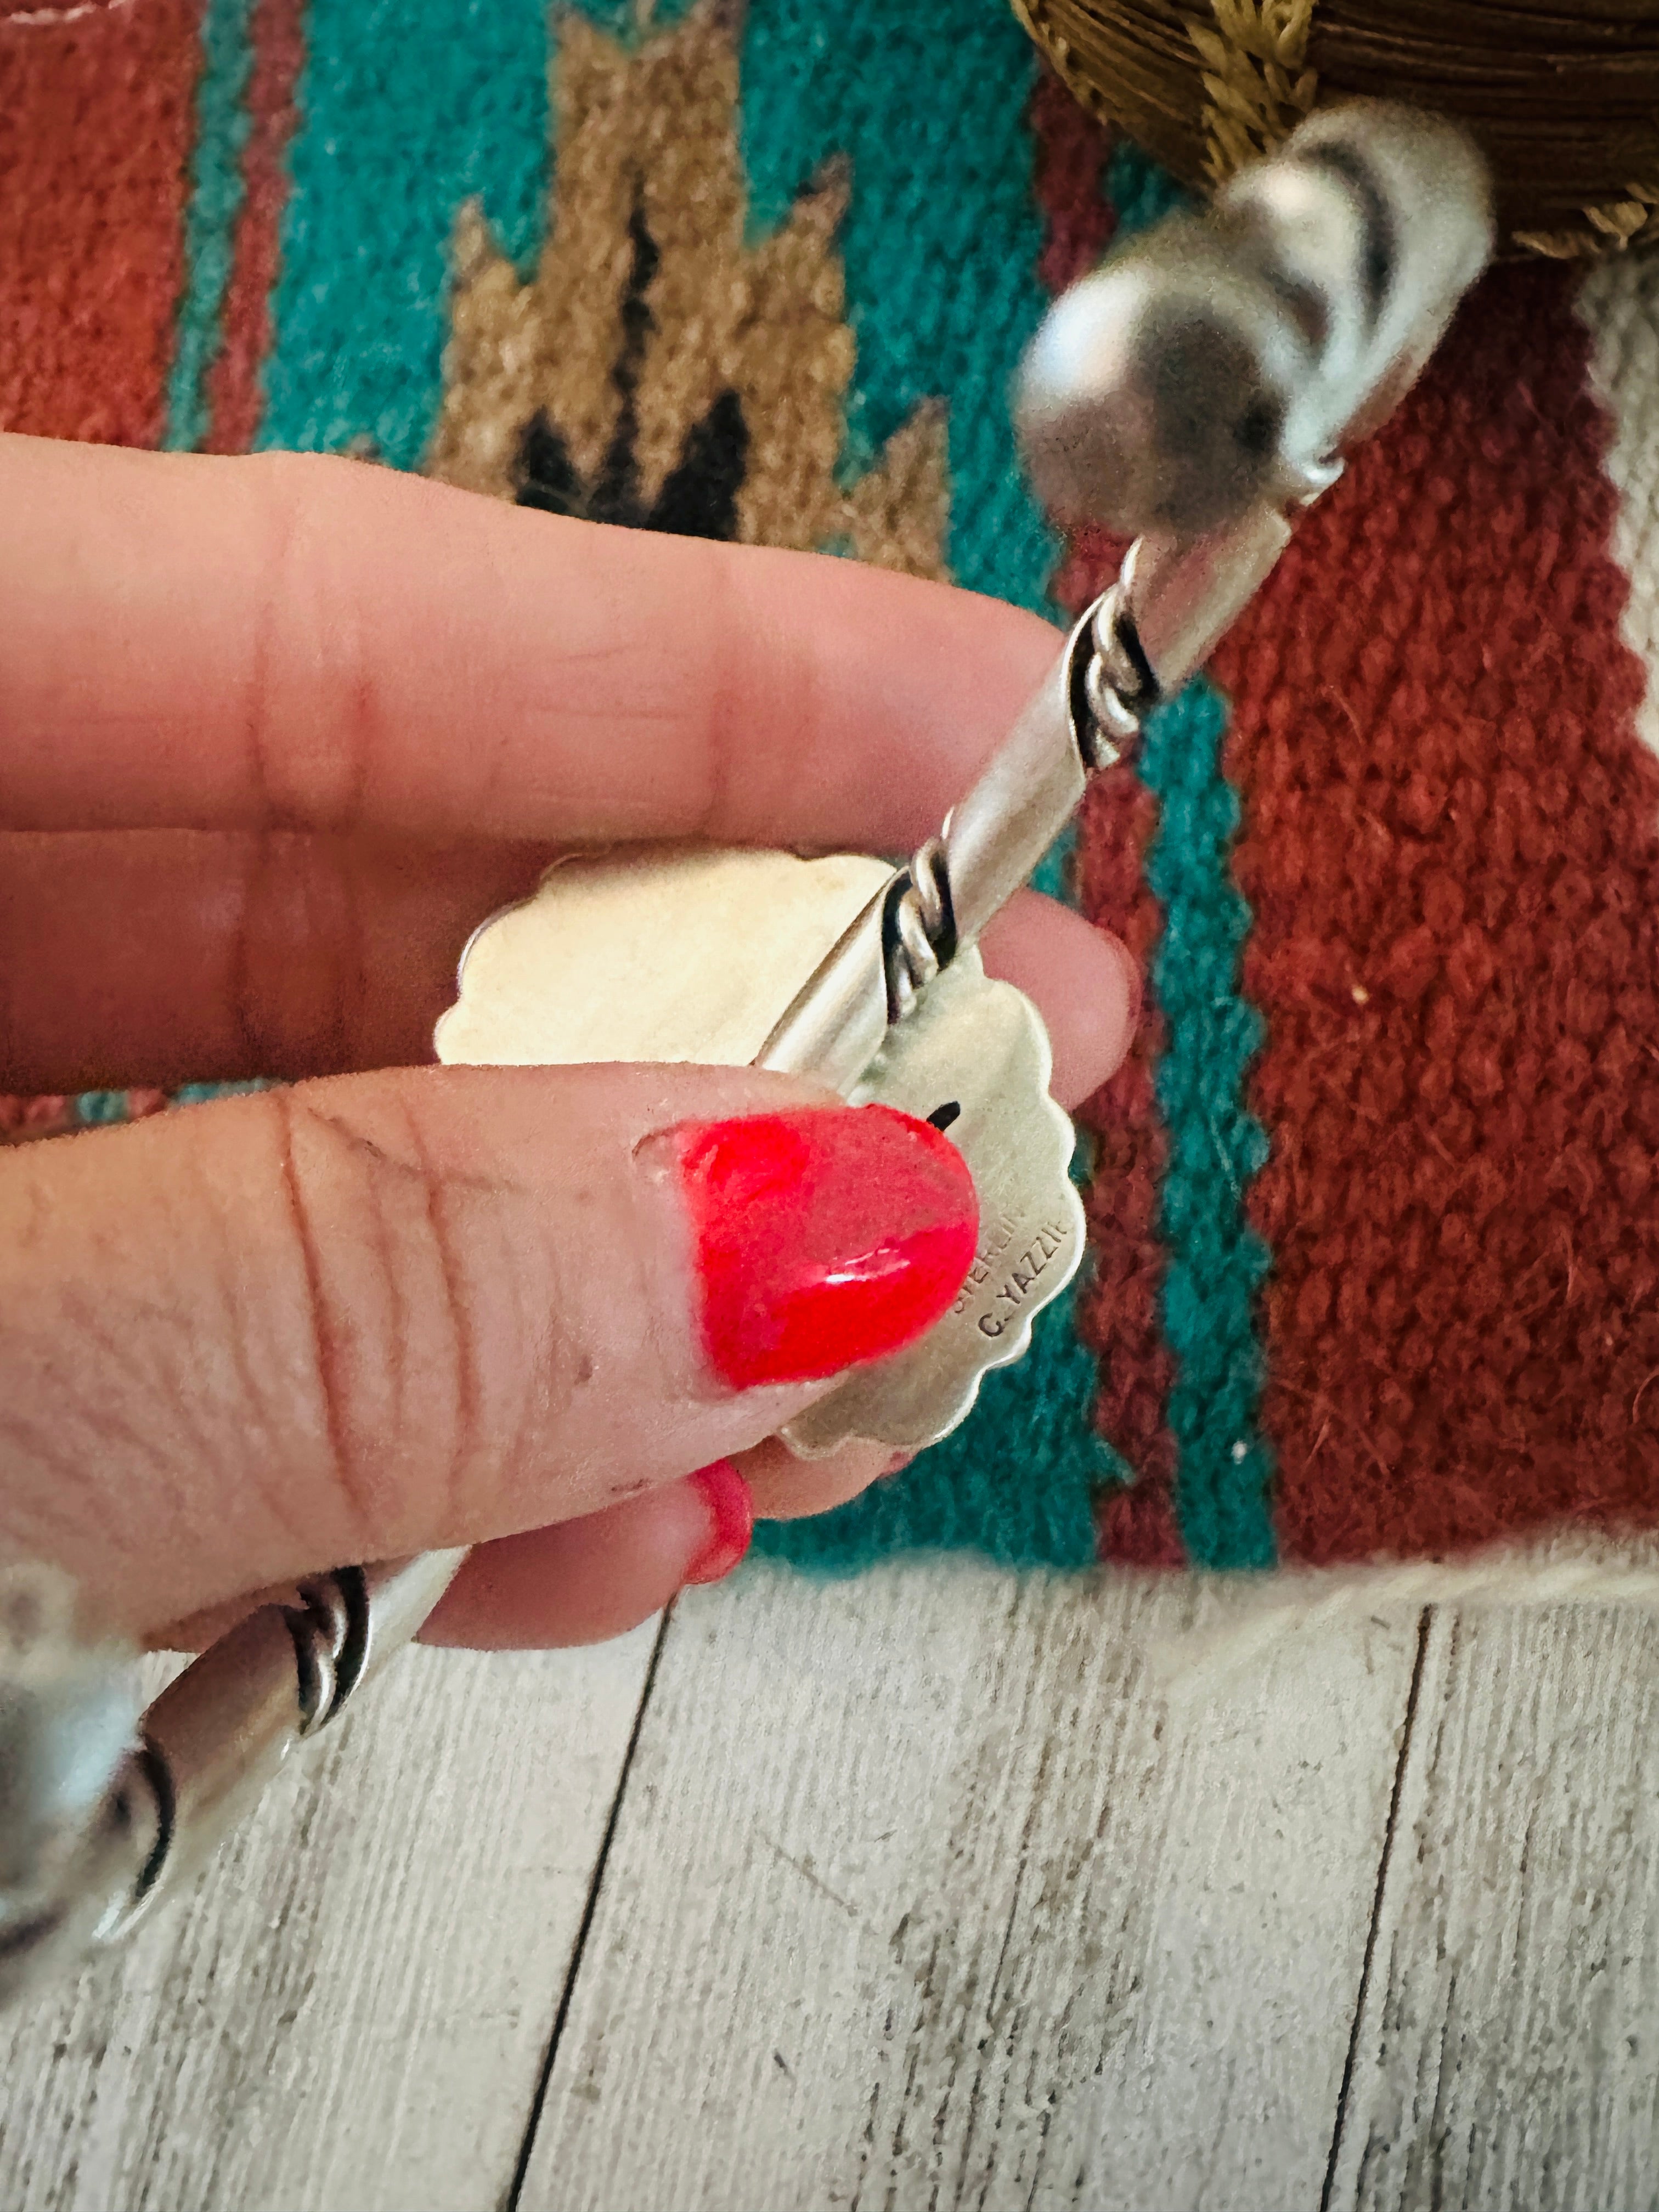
[1105,933,1143,1039]
[684,1460,754,1585]
[674,1104,979,1389]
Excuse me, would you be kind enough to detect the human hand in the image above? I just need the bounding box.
[0,436,1138,1650]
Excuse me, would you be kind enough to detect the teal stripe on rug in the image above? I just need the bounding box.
[738,0,1058,613]
[572,0,699,33]
[71,1091,145,1127]
[1106,140,1190,237]
[258,0,549,464]
[1102,142,1277,1568]
[1137,682,1277,1568]
[752,1279,1118,1575]
[164,0,257,453]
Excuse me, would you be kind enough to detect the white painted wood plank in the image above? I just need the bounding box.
[1581,247,1659,766]
[1327,1602,1659,2212]
[520,1559,1419,2212]
[0,1628,656,2212]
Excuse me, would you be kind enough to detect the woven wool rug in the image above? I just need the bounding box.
[3,0,1657,1600]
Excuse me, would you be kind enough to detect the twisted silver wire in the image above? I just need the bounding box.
[285,1574,356,1735]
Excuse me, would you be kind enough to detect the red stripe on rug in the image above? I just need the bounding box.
[1029,72,1186,1566]
[1215,262,1659,1565]
[1031,66,1115,294]
[1075,758,1188,1569]
[0,1,202,445]
[204,0,304,453]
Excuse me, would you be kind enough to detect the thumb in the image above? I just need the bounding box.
[0,1067,977,1635]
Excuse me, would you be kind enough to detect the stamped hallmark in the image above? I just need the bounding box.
[974,1217,1074,1339]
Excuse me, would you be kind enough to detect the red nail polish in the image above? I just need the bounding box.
[674,1104,979,1390]
[684,1460,754,1585]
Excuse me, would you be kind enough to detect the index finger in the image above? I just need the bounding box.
[0,435,1058,845]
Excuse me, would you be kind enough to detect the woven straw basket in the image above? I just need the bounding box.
[1011,0,1659,259]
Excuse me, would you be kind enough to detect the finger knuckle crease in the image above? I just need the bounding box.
[228,832,363,1075]
[690,551,746,839]
[246,454,379,833]
[268,1089,483,1551]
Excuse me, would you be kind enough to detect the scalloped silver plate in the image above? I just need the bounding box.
[435,848,1082,1459]
[435,844,896,1072]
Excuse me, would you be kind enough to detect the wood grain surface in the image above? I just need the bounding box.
[1,1570,1655,2211]
[0,1633,657,2212]
[1325,1604,1659,2212]
[520,1561,1419,2212]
